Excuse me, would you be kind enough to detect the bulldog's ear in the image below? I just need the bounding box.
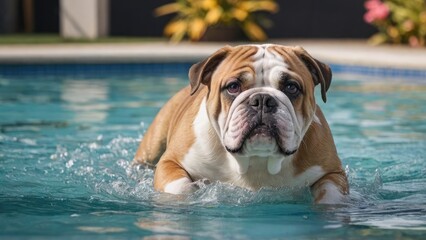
[189,46,231,95]
[294,46,332,103]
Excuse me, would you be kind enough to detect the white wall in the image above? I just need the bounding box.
[60,0,109,39]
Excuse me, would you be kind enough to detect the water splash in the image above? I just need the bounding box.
[44,135,319,208]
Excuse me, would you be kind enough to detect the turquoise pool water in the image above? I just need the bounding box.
[1,66,425,239]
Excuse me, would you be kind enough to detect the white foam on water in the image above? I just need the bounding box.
[46,135,317,207]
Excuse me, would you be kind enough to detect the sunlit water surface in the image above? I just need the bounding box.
[0,71,425,239]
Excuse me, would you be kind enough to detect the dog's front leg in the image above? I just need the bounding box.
[154,159,195,194]
[311,171,349,204]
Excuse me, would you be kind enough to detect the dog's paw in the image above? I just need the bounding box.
[164,178,197,195]
[314,181,347,204]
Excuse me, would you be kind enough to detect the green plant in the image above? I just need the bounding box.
[155,0,279,42]
[364,0,426,47]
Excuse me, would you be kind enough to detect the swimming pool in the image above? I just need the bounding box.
[1,64,425,239]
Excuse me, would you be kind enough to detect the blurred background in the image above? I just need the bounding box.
[0,0,376,40]
[0,0,424,46]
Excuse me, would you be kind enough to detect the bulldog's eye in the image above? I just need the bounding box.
[283,81,301,97]
[226,82,241,95]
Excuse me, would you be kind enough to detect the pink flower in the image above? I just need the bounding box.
[409,36,420,47]
[364,0,390,23]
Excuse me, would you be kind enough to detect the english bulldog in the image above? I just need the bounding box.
[134,44,349,204]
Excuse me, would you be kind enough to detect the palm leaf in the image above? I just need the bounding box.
[189,18,207,40]
[243,20,267,41]
[155,3,181,16]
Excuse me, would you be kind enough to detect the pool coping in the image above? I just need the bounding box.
[0,39,425,79]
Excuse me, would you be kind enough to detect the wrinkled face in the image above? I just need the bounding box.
[204,45,319,159]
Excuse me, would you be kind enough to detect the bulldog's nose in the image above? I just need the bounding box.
[249,94,278,113]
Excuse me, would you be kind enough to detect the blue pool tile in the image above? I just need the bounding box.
[0,63,193,78]
[330,64,426,80]
[0,63,425,81]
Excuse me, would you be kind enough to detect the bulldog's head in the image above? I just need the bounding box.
[189,45,332,175]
